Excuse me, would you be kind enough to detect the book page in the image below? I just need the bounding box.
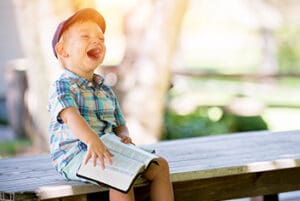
[77,159,138,192]
[106,150,144,176]
[101,134,159,167]
[77,134,158,192]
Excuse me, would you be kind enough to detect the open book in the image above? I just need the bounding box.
[76,133,159,193]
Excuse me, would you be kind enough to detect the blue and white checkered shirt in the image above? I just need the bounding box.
[48,69,125,172]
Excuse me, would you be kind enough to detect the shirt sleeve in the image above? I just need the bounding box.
[48,80,77,124]
[113,96,126,126]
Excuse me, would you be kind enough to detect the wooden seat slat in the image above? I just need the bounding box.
[1,130,300,201]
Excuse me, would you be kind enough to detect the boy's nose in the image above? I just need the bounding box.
[92,38,100,44]
[92,38,104,46]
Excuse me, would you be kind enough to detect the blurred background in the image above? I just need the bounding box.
[0,0,300,158]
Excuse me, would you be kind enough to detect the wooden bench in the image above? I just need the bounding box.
[1,130,300,201]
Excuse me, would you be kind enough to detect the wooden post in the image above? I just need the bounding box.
[4,59,29,138]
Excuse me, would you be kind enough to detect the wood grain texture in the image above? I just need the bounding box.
[173,167,300,201]
[0,130,300,200]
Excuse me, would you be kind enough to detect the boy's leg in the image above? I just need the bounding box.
[143,157,174,201]
[109,187,135,201]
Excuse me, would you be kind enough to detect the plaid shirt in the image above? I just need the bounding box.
[48,69,125,172]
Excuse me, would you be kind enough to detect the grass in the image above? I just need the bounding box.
[0,138,32,158]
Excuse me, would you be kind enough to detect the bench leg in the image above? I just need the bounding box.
[263,194,279,201]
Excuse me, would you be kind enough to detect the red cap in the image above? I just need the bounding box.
[52,8,106,58]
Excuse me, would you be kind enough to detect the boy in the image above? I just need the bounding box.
[48,8,174,201]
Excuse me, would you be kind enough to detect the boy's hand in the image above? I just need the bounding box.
[118,134,134,145]
[113,125,134,144]
[84,137,113,169]
[60,107,113,169]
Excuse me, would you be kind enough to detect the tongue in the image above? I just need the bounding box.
[87,48,100,59]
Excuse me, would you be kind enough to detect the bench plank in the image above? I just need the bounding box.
[173,167,300,201]
[156,130,300,181]
[0,130,300,201]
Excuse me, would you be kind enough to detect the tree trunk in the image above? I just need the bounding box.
[118,0,188,144]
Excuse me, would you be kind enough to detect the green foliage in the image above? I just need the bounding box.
[221,113,268,133]
[163,107,269,140]
[0,138,32,158]
[277,27,300,73]
[162,107,228,140]
[0,118,8,125]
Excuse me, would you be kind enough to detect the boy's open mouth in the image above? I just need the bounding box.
[87,47,101,60]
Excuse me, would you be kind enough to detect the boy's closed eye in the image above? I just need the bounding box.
[97,36,105,42]
[80,34,104,42]
[80,34,89,39]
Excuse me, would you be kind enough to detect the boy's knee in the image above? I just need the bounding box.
[156,157,170,173]
[153,157,170,177]
[143,157,170,181]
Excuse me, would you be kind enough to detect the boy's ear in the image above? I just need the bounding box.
[55,42,68,58]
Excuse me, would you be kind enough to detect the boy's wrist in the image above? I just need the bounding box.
[85,132,102,146]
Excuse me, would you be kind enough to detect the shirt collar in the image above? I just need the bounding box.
[63,69,104,88]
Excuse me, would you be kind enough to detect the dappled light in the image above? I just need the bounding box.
[207,107,223,122]
[246,159,299,172]
[227,96,265,116]
[1,2,300,200]
[0,0,300,155]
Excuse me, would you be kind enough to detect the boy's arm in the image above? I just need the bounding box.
[114,125,133,144]
[60,107,113,169]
